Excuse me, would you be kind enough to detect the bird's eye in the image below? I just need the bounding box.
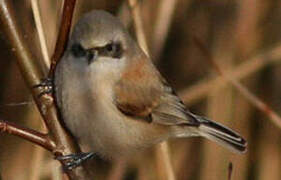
[105,44,114,52]
[104,42,123,58]
[71,43,87,58]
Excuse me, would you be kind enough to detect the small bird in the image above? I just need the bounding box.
[54,10,246,168]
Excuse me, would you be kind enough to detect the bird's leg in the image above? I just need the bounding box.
[33,78,53,97]
[56,152,96,171]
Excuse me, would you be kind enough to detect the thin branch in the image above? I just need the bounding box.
[0,120,55,151]
[31,0,50,68]
[127,1,176,179]
[0,0,76,155]
[194,37,281,129]
[179,44,281,105]
[48,0,77,77]
[0,1,90,179]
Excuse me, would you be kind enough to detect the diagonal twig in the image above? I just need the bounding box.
[179,44,281,105]
[194,37,281,129]
[0,120,55,151]
[48,0,77,77]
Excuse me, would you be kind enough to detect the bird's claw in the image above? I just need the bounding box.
[56,152,95,171]
[33,78,53,98]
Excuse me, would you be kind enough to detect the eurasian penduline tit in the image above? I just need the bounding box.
[54,10,247,169]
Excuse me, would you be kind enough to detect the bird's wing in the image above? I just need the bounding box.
[114,55,199,126]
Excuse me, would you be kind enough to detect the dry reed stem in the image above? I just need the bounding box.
[30,2,53,176]
[228,162,233,180]
[39,159,62,180]
[195,39,281,129]
[30,1,58,179]
[230,1,260,178]
[228,76,281,129]
[29,122,48,180]
[127,0,149,55]
[127,0,176,179]
[152,0,178,61]
[199,34,234,179]
[29,146,46,180]
[39,0,63,55]
[107,159,127,180]
[155,143,176,180]
[257,125,281,180]
[51,161,63,180]
[31,0,50,68]
[179,44,281,105]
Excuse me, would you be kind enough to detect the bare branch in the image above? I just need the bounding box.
[0,1,91,179]
[48,0,77,77]
[0,120,55,151]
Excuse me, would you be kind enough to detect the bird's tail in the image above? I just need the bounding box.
[193,115,247,153]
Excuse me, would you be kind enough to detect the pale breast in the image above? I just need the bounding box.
[79,87,170,158]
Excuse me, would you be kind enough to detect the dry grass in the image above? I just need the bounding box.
[0,0,281,180]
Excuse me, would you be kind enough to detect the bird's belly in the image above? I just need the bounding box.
[66,100,169,158]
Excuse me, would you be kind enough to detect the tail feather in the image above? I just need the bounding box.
[194,115,247,153]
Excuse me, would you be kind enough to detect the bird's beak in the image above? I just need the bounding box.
[87,49,98,65]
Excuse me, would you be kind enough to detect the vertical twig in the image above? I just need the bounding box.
[155,143,176,180]
[152,0,178,61]
[127,0,149,55]
[30,2,50,178]
[29,146,46,180]
[31,0,50,68]
[228,162,233,180]
[107,159,127,180]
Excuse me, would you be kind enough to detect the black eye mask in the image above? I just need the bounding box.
[100,42,123,58]
[71,43,87,58]
[70,42,123,63]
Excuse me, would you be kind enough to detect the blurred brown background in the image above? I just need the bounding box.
[0,0,281,179]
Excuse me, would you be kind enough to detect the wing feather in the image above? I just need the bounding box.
[114,55,198,126]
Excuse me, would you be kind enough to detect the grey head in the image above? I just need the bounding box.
[62,10,143,81]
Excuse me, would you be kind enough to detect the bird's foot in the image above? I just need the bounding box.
[33,78,53,98]
[56,152,95,171]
